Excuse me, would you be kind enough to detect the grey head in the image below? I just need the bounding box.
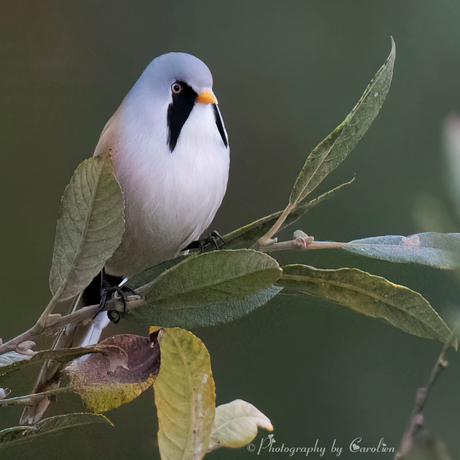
[129,52,225,152]
[145,52,214,94]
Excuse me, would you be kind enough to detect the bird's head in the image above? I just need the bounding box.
[138,52,222,151]
[152,52,217,104]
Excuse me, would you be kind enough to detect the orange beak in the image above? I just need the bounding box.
[196,90,218,105]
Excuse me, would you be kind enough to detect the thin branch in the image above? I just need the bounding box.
[395,338,454,459]
[0,344,125,380]
[254,177,356,248]
[256,231,345,253]
[255,205,294,247]
[0,386,75,407]
[0,296,144,355]
[37,297,59,329]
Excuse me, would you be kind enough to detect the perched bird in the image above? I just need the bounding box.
[21,52,230,424]
[100,52,230,278]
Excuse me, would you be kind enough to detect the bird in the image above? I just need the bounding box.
[100,52,230,279]
[20,52,230,424]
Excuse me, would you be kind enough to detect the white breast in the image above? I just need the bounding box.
[99,100,230,278]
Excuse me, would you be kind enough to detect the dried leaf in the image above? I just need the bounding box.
[66,334,160,413]
[208,400,273,452]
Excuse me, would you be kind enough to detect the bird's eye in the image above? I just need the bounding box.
[171,82,182,94]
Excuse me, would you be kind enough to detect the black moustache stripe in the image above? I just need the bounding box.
[167,81,197,152]
[167,82,228,152]
[213,104,228,148]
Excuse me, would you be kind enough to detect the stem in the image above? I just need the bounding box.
[255,205,294,247]
[37,297,59,328]
[0,386,75,407]
[258,237,345,253]
[395,339,453,459]
[0,296,144,355]
[0,325,44,356]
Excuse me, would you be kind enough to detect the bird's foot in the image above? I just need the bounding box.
[186,230,226,253]
[96,270,135,324]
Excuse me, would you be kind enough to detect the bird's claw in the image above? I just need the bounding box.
[186,230,226,253]
[96,270,135,324]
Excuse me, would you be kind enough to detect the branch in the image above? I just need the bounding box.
[256,205,294,246]
[395,338,454,459]
[0,387,74,407]
[255,230,345,253]
[37,297,59,329]
[0,296,144,355]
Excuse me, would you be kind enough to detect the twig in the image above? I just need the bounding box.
[395,338,453,459]
[255,230,345,253]
[254,177,355,248]
[0,296,144,355]
[0,386,75,407]
[37,297,59,329]
[0,344,126,379]
[258,238,345,253]
[255,205,294,247]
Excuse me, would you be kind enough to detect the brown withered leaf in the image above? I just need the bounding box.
[65,334,160,413]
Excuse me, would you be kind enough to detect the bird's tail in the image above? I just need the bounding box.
[20,284,110,425]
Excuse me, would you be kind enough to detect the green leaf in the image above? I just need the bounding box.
[290,38,396,205]
[278,264,453,344]
[128,255,188,290]
[207,400,273,453]
[65,334,160,413]
[343,233,460,269]
[0,413,112,449]
[49,152,125,301]
[223,177,355,249]
[154,328,215,460]
[127,250,282,327]
[0,345,115,379]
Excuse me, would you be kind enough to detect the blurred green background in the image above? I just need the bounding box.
[1,1,460,459]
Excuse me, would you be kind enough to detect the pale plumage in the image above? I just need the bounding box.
[95,52,230,277]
